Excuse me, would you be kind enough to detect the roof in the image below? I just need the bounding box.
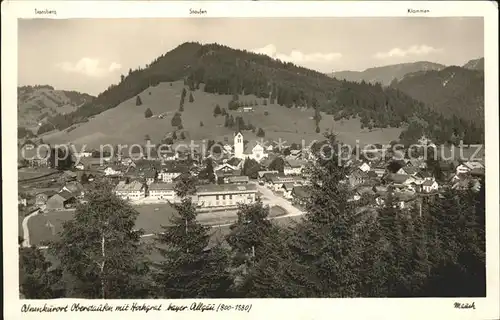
[226,175,249,183]
[286,159,307,168]
[270,176,296,184]
[56,190,75,201]
[464,161,484,170]
[292,186,311,199]
[37,190,57,198]
[77,157,103,166]
[282,183,295,190]
[196,184,257,195]
[393,192,417,202]
[402,166,419,175]
[226,157,242,167]
[470,168,485,176]
[258,170,279,178]
[143,169,157,179]
[115,180,143,192]
[386,174,411,184]
[366,171,378,178]
[64,181,84,193]
[149,183,174,191]
[422,180,437,187]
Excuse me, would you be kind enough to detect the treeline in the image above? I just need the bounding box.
[37,42,483,144]
[20,135,485,299]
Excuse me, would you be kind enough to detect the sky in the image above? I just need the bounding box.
[18,17,484,96]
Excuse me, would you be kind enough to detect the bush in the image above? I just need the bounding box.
[264,111,269,116]
[257,128,265,137]
[213,104,222,117]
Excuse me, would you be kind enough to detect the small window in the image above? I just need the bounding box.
[229,195,233,200]
[222,195,226,200]
[216,195,219,200]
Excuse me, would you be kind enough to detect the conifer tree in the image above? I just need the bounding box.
[288,134,371,297]
[136,95,143,106]
[50,183,151,298]
[155,177,232,298]
[189,92,194,103]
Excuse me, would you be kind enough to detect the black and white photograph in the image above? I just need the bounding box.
[2,1,499,319]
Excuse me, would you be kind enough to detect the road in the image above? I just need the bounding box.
[21,208,42,247]
[253,182,305,218]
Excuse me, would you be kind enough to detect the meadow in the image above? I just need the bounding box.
[41,81,403,150]
[26,203,289,246]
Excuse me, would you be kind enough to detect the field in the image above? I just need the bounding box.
[41,81,403,149]
[26,203,289,246]
[18,168,59,181]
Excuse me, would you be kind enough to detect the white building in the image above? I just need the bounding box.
[456,161,485,175]
[148,183,176,201]
[233,132,268,162]
[195,184,257,208]
[114,180,145,200]
[359,162,371,172]
[104,166,122,176]
[422,179,439,193]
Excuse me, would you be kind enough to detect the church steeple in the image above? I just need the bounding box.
[234,131,244,159]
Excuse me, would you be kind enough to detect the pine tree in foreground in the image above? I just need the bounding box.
[154,197,233,298]
[50,183,151,299]
[288,133,372,297]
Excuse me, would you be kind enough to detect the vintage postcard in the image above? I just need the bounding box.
[2,1,499,319]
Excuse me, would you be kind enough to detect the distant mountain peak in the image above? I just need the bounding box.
[462,57,484,70]
[330,61,446,86]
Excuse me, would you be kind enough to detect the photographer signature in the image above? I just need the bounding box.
[454,302,476,310]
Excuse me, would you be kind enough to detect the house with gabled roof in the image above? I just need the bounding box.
[148,182,176,201]
[284,159,307,176]
[422,179,439,193]
[46,191,76,211]
[397,166,420,176]
[225,175,249,184]
[291,186,311,206]
[114,180,145,200]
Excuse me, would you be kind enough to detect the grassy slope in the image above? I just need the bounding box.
[42,81,402,149]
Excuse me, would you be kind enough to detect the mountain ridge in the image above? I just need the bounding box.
[36,42,483,145]
[330,61,446,86]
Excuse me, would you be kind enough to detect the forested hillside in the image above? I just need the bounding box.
[391,66,484,128]
[18,85,94,137]
[40,42,483,144]
[463,57,484,70]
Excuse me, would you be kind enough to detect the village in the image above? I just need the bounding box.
[17,131,485,247]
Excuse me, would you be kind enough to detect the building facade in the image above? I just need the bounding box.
[196,184,257,208]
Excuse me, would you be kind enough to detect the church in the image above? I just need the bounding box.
[233,132,268,162]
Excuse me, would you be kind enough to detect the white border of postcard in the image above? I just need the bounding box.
[2,1,499,320]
